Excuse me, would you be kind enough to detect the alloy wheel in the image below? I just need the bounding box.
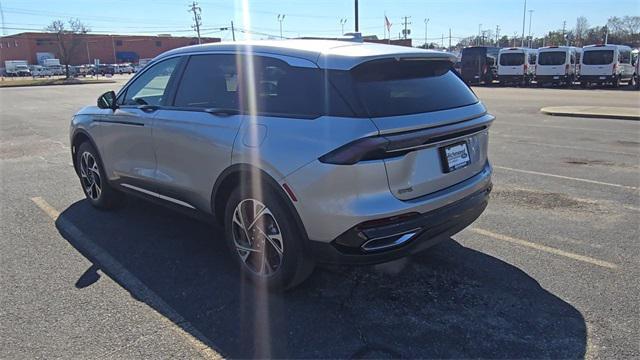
[79,151,102,200]
[231,198,284,276]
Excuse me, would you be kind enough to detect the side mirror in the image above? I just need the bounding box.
[97,91,118,110]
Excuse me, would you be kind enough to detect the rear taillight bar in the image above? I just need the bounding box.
[319,114,494,165]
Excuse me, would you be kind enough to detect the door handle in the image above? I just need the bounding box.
[138,105,159,113]
[203,108,240,117]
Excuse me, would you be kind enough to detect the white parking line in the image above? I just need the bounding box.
[470,227,619,270]
[498,122,636,135]
[30,197,221,359]
[494,166,638,190]
[494,136,638,157]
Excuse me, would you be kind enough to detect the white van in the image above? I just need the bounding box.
[535,46,579,87]
[580,44,634,87]
[497,47,537,86]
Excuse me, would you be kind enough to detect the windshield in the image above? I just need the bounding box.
[583,50,614,65]
[351,59,478,117]
[538,51,567,65]
[500,53,525,66]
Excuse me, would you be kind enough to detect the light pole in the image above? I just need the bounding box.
[424,18,429,48]
[340,18,347,35]
[277,14,285,39]
[478,24,482,45]
[521,0,527,47]
[528,10,534,47]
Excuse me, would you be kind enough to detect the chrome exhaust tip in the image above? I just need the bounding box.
[361,229,421,252]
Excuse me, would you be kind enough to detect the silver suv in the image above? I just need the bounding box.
[70,40,493,290]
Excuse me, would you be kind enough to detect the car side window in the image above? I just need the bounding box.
[122,57,181,106]
[174,54,325,118]
[174,54,239,110]
[619,50,630,64]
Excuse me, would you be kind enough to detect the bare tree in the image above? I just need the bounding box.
[575,16,589,46]
[45,19,90,79]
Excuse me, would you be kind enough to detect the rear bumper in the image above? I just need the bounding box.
[306,168,492,265]
[536,74,571,83]
[498,75,527,83]
[579,75,616,83]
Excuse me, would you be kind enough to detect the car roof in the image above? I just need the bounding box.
[583,44,630,50]
[155,39,456,70]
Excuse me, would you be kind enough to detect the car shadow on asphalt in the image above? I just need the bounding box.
[56,198,586,359]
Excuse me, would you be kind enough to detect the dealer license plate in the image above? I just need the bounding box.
[441,142,471,173]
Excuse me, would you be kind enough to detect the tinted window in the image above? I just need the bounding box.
[538,51,566,65]
[174,54,351,118]
[619,50,630,64]
[351,59,478,118]
[583,50,614,65]
[123,57,180,106]
[174,54,240,109]
[500,53,525,66]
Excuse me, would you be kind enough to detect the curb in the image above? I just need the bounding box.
[540,106,640,121]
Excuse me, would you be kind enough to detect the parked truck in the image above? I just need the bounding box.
[4,60,31,77]
[43,58,64,75]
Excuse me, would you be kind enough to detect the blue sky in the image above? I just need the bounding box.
[2,0,638,42]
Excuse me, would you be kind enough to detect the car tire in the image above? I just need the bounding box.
[224,184,314,291]
[76,142,123,210]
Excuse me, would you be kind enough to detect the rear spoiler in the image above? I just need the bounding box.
[318,48,457,70]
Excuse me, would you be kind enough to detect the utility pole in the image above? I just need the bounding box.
[0,0,6,36]
[424,18,429,48]
[527,10,534,47]
[401,16,411,40]
[513,32,518,47]
[478,24,482,45]
[340,18,347,35]
[604,26,608,44]
[495,25,500,45]
[354,0,359,32]
[231,21,236,41]
[277,14,285,39]
[441,33,444,49]
[189,1,202,44]
[448,28,451,52]
[521,0,526,47]
[562,20,567,46]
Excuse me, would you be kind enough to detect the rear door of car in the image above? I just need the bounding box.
[498,50,525,76]
[537,50,568,76]
[581,48,615,76]
[150,53,245,211]
[349,58,491,201]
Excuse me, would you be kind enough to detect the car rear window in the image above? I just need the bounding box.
[351,59,478,118]
[538,51,566,65]
[500,53,525,66]
[583,50,614,65]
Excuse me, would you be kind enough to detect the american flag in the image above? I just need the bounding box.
[385,15,392,32]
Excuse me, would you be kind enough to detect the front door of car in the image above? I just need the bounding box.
[99,57,183,188]
[151,54,245,211]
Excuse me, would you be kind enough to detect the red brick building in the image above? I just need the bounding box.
[0,32,221,66]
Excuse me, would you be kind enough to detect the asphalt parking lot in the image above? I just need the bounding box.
[1,77,638,359]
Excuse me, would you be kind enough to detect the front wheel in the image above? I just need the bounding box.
[76,142,123,209]
[224,185,314,291]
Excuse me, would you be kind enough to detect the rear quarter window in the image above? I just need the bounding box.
[350,59,478,118]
